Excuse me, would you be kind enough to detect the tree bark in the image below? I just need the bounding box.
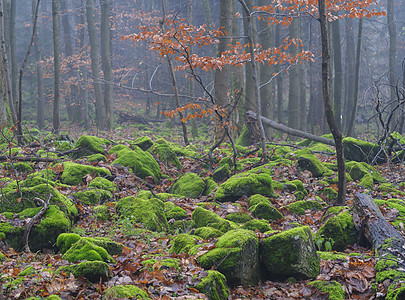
[275,22,284,124]
[101,0,114,130]
[331,20,342,130]
[287,18,300,133]
[318,0,346,205]
[387,0,397,130]
[52,0,61,134]
[343,18,355,133]
[86,0,106,130]
[9,0,16,117]
[33,0,44,130]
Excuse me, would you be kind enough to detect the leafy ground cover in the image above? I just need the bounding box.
[0,121,404,299]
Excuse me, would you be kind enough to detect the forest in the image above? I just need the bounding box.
[0,0,404,299]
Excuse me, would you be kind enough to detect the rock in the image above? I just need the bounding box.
[169,234,200,254]
[194,227,223,239]
[56,233,81,253]
[134,136,154,151]
[86,153,107,163]
[316,212,357,251]
[89,177,117,192]
[149,141,182,169]
[62,238,114,263]
[192,207,232,233]
[285,200,324,215]
[61,162,111,186]
[164,202,187,220]
[309,280,345,300]
[242,219,272,233]
[94,205,109,221]
[225,212,252,224]
[62,261,109,282]
[108,144,131,155]
[74,189,112,205]
[262,226,320,280]
[74,135,110,158]
[171,173,205,197]
[248,194,284,220]
[103,285,150,299]
[112,146,161,180]
[343,137,385,163]
[236,125,250,146]
[142,258,180,271]
[198,229,259,286]
[297,154,333,177]
[213,164,231,183]
[195,270,229,300]
[115,196,168,232]
[346,161,385,182]
[214,171,273,202]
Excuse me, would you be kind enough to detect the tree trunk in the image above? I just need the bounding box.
[33,0,44,130]
[343,19,355,134]
[288,18,300,133]
[101,0,114,130]
[387,0,397,130]
[318,0,346,205]
[275,22,284,124]
[9,0,16,117]
[346,19,363,137]
[331,20,342,130]
[52,0,61,134]
[86,0,106,130]
[214,0,233,140]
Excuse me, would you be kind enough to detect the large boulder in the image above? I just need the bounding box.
[171,173,205,197]
[60,261,109,283]
[61,162,111,186]
[112,146,161,181]
[195,271,229,300]
[343,137,385,163]
[346,161,386,182]
[115,196,168,232]
[149,139,182,170]
[192,207,233,233]
[297,154,333,178]
[198,229,259,286]
[261,226,320,280]
[74,135,110,158]
[248,194,284,220]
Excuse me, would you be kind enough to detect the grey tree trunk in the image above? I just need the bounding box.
[214,0,233,140]
[275,22,284,124]
[332,20,342,130]
[86,0,106,130]
[101,0,114,130]
[387,0,397,130]
[343,19,355,133]
[52,0,61,134]
[33,0,44,130]
[318,0,346,205]
[9,0,16,117]
[288,18,300,132]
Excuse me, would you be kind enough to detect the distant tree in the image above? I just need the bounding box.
[52,0,61,134]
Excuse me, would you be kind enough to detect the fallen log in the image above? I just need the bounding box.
[353,193,405,299]
[246,111,336,146]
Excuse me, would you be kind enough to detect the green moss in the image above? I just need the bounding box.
[0,251,4,261]
[61,261,109,282]
[171,173,205,197]
[169,219,194,234]
[248,194,270,207]
[242,219,271,233]
[377,183,405,196]
[386,285,405,300]
[322,206,348,221]
[94,205,109,221]
[19,266,35,276]
[375,254,399,271]
[214,171,273,202]
[205,177,218,196]
[346,161,386,182]
[343,137,383,163]
[89,177,117,193]
[376,269,405,283]
[116,196,168,232]
[198,229,259,286]
[316,212,357,251]
[286,200,323,215]
[192,207,231,233]
[61,161,111,186]
[74,135,110,157]
[318,251,348,261]
[297,154,333,177]
[0,222,24,250]
[149,142,182,169]
[164,201,187,220]
[3,162,33,173]
[249,202,284,220]
[112,146,161,181]
[225,212,252,224]
[169,234,200,254]
[108,144,130,155]
[195,270,229,300]
[309,280,345,300]
[236,125,250,146]
[142,258,180,271]
[74,189,112,205]
[57,233,82,253]
[134,136,154,151]
[86,153,107,163]
[213,164,231,183]
[62,238,113,263]
[104,285,150,299]
[194,227,223,239]
[359,173,374,189]
[262,226,320,280]
[322,188,338,203]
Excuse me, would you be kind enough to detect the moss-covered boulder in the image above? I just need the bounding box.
[262,226,320,280]
[346,161,385,183]
[164,201,187,220]
[89,177,117,193]
[214,171,273,202]
[74,135,110,158]
[309,280,345,300]
[297,154,333,177]
[134,136,154,151]
[195,270,229,300]
[198,229,259,286]
[56,233,81,253]
[61,162,111,186]
[171,173,205,197]
[192,207,231,233]
[242,219,271,233]
[225,212,252,224]
[112,146,161,180]
[213,164,231,183]
[86,153,107,163]
[108,144,130,155]
[142,258,180,271]
[62,238,114,263]
[115,196,168,232]
[236,125,250,146]
[315,212,357,251]
[74,189,112,205]
[194,226,223,239]
[61,261,109,282]
[343,137,384,163]
[249,202,284,220]
[149,142,182,169]
[104,285,150,299]
[285,200,324,215]
[169,234,200,254]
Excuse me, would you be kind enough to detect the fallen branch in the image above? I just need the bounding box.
[353,193,405,298]
[22,194,51,253]
[246,111,336,146]
[0,155,57,162]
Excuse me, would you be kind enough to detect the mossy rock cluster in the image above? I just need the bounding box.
[343,137,385,163]
[115,196,168,232]
[112,146,161,181]
[198,229,259,286]
[261,226,320,280]
[149,140,182,169]
[297,154,333,178]
[171,173,206,197]
[73,135,110,158]
[61,162,111,186]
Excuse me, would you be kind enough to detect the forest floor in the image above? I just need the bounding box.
[0,120,404,299]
